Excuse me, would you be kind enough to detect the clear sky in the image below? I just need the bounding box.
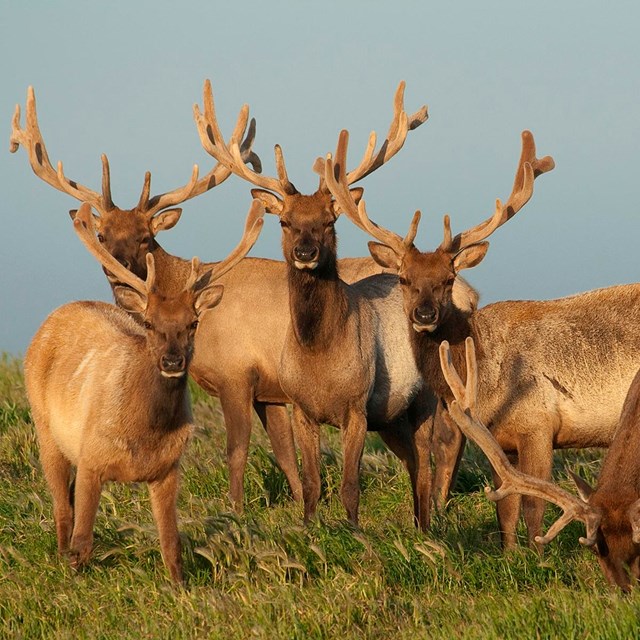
[2,1,639,355]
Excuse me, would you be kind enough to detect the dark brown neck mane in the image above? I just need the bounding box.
[411,307,480,401]
[287,254,349,350]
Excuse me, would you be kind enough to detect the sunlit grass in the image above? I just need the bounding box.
[1,354,638,639]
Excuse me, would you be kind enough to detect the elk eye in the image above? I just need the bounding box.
[399,276,410,286]
[97,234,105,243]
[143,320,153,330]
[324,219,335,229]
[140,236,152,247]
[190,320,199,330]
[279,220,290,229]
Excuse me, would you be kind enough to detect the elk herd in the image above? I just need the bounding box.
[9,81,640,592]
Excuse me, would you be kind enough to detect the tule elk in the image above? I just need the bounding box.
[24,200,263,582]
[441,338,640,593]
[195,80,435,529]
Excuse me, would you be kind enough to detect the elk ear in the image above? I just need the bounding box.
[627,498,640,544]
[195,283,225,315]
[251,189,284,215]
[568,470,594,502]
[368,241,401,271]
[151,208,182,234]
[113,286,147,315]
[69,208,101,228]
[453,242,489,272]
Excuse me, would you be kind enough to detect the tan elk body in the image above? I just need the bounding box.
[324,129,640,548]
[441,338,640,592]
[10,84,390,510]
[24,201,263,582]
[194,80,436,528]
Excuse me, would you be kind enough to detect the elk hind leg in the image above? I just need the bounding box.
[37,425,74,554]
[69,464,102,569]
[254,402,302,502]
[219,384,256,511]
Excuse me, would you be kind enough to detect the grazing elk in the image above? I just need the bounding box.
[24,200,264,583]
[11,84,390,510]
[331,128,640,550]
[440,338,640,593]
[195,79,436,529]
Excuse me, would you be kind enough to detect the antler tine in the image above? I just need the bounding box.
[446,131,555,253]
[207,199,265,282]
[11,87,106,211]
[194,80,285,197]
[183,257,202,292]
[73,203,147,296]
[439,338,600,547]
[345,81,428,185]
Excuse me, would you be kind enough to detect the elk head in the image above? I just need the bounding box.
[440,337,640,592]
[327,130,555,333]
[194,79,428,273]
[11,85,261,282]
[72,199,264,378]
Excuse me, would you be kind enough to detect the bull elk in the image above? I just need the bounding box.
[330,128,640,549]
[440,338,640,592]
[24,200,264,583]
[195,79,436,529]
[11,84,390,510]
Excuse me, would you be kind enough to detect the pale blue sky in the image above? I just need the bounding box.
[2,1,639,355]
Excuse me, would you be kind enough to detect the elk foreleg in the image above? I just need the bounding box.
[37,424,74,553]
[291,404,321,524]
[340,410,368,527]
[69,464,102,569]
[432,402,466,509]
[517,433,553,550]
[492,452,521,550]
[254,402,303,502]
[149,466,183,584]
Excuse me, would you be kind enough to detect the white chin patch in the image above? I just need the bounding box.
[294,260,318,270]
[413,322,437,333]
[160,370,186,379]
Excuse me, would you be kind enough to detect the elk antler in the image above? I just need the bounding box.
[439,337,601,547]
[317,80,428,186]
[325,129,421,257]
[73,198,264,296]
[73,203,152,296]
[440,131,555,253]
[11,86,260,217]
[194,79,293,196]
[195,80,427,198]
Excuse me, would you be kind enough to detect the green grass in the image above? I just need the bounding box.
[1,353,639,639]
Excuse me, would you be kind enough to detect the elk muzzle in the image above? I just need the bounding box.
[412,304,439,333]
[160,353,187,378]
[293,243,320,270]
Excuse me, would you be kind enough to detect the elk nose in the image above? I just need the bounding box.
[414,305,437,326]
[160,354,186,373]
[293,245,319,264]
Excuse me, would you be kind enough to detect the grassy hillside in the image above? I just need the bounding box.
[1,354,638,639]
